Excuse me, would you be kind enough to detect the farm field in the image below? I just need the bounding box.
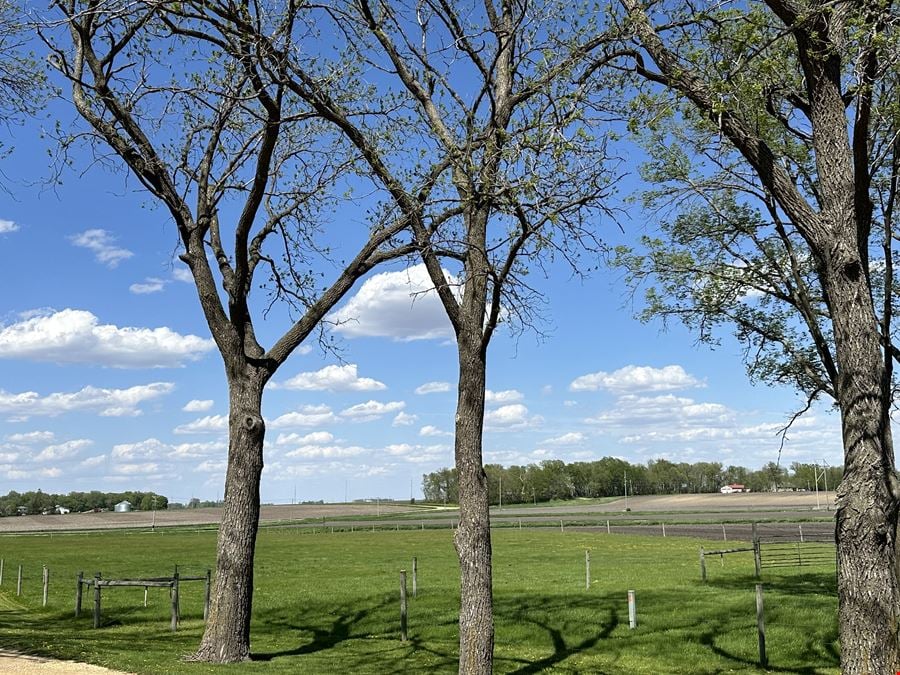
[0,528,838,674]
[0,492,837,534]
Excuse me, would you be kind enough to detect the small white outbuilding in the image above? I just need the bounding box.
[114,500,133,513]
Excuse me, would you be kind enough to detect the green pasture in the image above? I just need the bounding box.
[0,528,838,673]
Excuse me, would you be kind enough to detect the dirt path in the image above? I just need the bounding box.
[0,650,132,674]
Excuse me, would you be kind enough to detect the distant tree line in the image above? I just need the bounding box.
[0,490,169,516]
[422,459,843,505]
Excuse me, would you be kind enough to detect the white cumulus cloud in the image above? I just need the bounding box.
[80,455,107,468]
[34,439,93,462]
[383,443,449,463]
[484,404,543,431]
[129,278,167,295]
[285,444,368,459]
[173,414,228,435]
[275,431,334,446]
[569,365,703,394]
[69,229,133,267]
[112,438,169,459]
[0,309,214,368]
[195,460,227,473]
[485,389,524,405]
[419,425,452,437]
[0,219,19,233]
[415,381,451,395]
[172,267,193,283]
[6,431,55,444]
[543,432,586,446]
[269,405,336,429]
[340,400,405,422]
[586,394,732,428]
[328,264,456,341]
[168,441,225,459]
[0,382,174,419]
[392,411,418,427]
[276,364,386,392]
[183,399,214,412]
[113,462,159,475]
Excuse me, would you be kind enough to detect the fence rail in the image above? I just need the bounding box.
[75,568,211,630]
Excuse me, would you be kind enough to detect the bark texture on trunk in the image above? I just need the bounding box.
[192,372,266,663]
[454,339,493,675]
[826,252,900,674]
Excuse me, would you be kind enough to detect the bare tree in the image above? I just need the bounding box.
[45,1,412,662]
[608,0,900,670]
[162,1,619,672]
[260,2,617,671]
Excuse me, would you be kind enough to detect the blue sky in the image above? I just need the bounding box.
[0,99,845,505]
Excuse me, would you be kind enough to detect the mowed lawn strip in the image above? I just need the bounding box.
[0,529,838,674]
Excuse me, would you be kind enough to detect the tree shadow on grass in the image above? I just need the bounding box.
[251,593,459,673]
[706,570,836,596]
[252,606,375,661]
[696,627,839,675]
[649,586,838,674]
[504,607,618,675]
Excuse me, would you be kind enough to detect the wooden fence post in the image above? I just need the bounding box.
[0,557,4,585]
[699,547,707,582]
[721,523,727,541]
[585,550,591,590]
[93,573,101,629]
[756,584,767,667]
[16,565,22,596]
[627,590,637,629]
[400,570,408,642]
[42,566,49,607]
[204,569,211,621]
[412,557,418,599]
[799,523,804,543]
[171,573,179,632]
[752,523,761,578]
[75,572,83,617]
[661,522,666,537]
[560,519,564,533]
[606,520,610,534]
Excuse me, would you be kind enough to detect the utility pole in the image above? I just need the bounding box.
[624,471,629,511]
[499,475,502,510]
[151,495,157,531]
[822,460,830,509]
[814,464,821,509]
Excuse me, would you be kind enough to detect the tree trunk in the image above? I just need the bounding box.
[192,370,266,663]
[453,337,493,675]
[825,251,900,673]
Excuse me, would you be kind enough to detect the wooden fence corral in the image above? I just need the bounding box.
[75,569,211,630]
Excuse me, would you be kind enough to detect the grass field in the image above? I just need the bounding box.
[0,528,838,673]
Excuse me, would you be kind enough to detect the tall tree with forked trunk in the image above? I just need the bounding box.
[609,0,900,670]
[45,1,413,662]
[168,1,620,671]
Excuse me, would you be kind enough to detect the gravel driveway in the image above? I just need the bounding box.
[0,650,132,674]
